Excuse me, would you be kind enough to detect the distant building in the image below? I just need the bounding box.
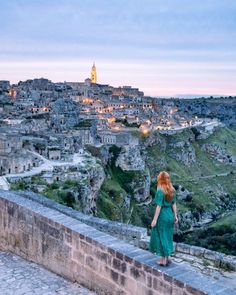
[0,132,42,175]
[91,63,97,84]
[0,80,10,92]
[98,130,139,146]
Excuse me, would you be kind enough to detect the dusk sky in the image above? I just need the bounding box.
[0,0,236,96]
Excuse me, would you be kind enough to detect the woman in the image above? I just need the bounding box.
[149,171,178,266]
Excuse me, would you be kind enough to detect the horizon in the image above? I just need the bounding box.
[0,0,236,97]
[4,75,236,99]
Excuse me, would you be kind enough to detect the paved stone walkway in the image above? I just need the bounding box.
[0,251,97,295]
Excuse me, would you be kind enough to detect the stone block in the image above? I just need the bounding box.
[94,249,109,264]
[146,274,153,288]
[203,249,218,261]
[185,284,207,295]
[85,255,99,271]
[129,265,146,284]
[176,243,191,254]
[72,250,85,265]
[189,245,205,257]
[80,240,94,255]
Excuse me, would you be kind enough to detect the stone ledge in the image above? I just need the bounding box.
[139,237,236,271]
[0,190,235,295]
[15,190,236,272]
[16,190,148,243]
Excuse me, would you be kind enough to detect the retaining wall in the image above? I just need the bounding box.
[0,190,232,295]
[15,190,236,271]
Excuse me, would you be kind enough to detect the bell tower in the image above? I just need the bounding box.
[91,62,97,84]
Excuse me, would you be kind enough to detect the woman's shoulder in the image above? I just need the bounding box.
[156,187,165,196]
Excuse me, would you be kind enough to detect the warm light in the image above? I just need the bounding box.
[139,124,150,135]
[108,117,116,124]
[142,129,149,135]
[83,98,93,104]
[9,89,17,98]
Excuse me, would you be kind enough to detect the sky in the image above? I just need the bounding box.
[0,0,236,97]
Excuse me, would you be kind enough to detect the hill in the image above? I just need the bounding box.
[95,126,236,254]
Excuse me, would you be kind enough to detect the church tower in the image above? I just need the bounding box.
[91,62,97,84]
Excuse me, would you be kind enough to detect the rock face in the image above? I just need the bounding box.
[143,132,166,151]
[115,146,145,171]
[79,163,105,214]
[176,185,192,201]
[131,169,151,202]
[174,97,236,127]
[169,141,196,166]
[113,146,150,202]
[201,144,236,166]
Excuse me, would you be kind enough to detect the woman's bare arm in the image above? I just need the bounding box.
[172,203,178,223]
[151,205,161,227]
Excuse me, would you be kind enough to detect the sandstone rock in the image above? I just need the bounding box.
[169,141,196,166]
[176,185,192,201]
[80,163,105,214]
[201,144,236,166]
[131,169,151,202]
[115,146,145,171]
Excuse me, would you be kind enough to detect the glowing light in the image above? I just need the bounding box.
[142,129,149,135]
[108,117,116,124]
[83,98,93,104]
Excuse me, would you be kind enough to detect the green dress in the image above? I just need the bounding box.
[149,188,176,257]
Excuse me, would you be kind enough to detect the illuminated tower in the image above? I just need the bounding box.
[91,62,97,84]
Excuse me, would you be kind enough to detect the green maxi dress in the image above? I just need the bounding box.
[149,188,176,257]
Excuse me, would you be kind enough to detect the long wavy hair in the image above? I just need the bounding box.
[157,171,175,202]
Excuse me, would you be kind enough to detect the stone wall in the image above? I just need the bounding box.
[16,190,148,245]
[139,237,236,272]
[0,190,232,295]
[15,190,236,272]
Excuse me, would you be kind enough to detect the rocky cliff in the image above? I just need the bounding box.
[172,97,236,127]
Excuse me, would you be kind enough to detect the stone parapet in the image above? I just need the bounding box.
[16,190,148,243]
[15,190,236,272]
[0,190,234,295]
[139,239,236,272]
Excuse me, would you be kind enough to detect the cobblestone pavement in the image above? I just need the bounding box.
[0,251,97,295]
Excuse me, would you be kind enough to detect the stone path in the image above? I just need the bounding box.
[0,150,91,191]
[0,251,97,295]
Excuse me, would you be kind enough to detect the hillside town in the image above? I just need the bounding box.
[0,64,227,187]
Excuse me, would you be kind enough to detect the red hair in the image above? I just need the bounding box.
[157,171,175,202]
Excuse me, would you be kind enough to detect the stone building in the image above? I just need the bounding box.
[0,80,10,92]
[91,62,97,84]
[48,146,61,160]
[98,130,138,146]
[0,132,42,175]
[51,98,80,132]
